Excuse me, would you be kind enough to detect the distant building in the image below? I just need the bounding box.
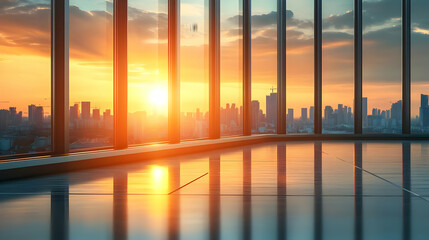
[251,100,260,130]
[309,106,314,122]
[81,101,91,119]
[93,109,100,120]
[0,110,9,131]
[420,94,429,127]
[287,108,294,125]
[362,97,368,126]
[266,92,277,126]
[391,100,402,123]
[33,106,44,127]
[301,108,307,121]
[70,104,79,122]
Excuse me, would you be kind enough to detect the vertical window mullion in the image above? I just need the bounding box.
[114,0,128,149]
[402,0,411,134]
[277,0,287,134]
[354,0,363,134]
[314,0,322,134]
[169,0,181,143]
[52,0,69,155]
[209,0,221,139]
[243,0,251,136]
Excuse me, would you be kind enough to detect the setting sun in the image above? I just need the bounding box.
[149,87,168,108]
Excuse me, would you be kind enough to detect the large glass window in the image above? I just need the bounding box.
[0,0,51,156]
[362,0,402,133]
[180,0,209,140]
[322,0,354,133]
[411,0,429,133]
[69,0,114,150]
[128,0,168,144]
[286,0,314,133]
[251,0,277,134]
[220,0,243,137]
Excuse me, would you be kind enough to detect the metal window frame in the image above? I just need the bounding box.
[114,0,128,150]
[51,0,69,155]
[354,0,363,134]
[402,0,411,134]
[314,0,322,134]
[168,0,181,143]
[277,0,287,134]
[209,0,221,139]
[243,0,252,136]
[3,0,423,161]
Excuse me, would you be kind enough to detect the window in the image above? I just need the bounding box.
[220,0,243,137]
[0,0,51,156]
[180,0,209,140]
[128,0,168,144]
[322,0,354,133]
[362,0,402,133]
[69,0,114,150]
[286,0,314,133]
[251,0,277,134]
[411,0,429,133]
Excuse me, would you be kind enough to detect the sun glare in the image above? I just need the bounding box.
[149,87,168,108]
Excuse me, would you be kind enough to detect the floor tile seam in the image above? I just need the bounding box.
[321,150,429,204]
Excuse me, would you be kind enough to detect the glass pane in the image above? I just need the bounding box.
[251,0,277,134]
[286,0,314,133]
[411,1,429,133]
[128,0,168,144]
[220,0,243,137]
[362,0,402,133]
[180,0,209,140]
[0,0,51,156]
[322,0,354,133]
[69,0,114,150]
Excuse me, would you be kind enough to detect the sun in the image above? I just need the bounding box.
[149,87,168,108]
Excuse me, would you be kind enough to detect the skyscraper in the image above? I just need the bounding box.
[301,108,308,121]
[362,97,368,126]
[266,92,277,126]
[391,100,402,124]
[287,108,294,124]
[420,94,429,127]
[251,101,260,130]
[93,109,100,120]
[81,101,91,119]
[0,110,9,131]
[309,106,314,122]
[28,104,36,122]
[70,104,79,122]
[33,106,44,127]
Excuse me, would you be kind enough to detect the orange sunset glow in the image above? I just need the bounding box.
[2,0,429,154]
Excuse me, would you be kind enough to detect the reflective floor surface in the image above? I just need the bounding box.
[1,141,429,239]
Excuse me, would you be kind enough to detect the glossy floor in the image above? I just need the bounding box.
[1,141,429,239]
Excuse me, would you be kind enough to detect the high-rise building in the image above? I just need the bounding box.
[266,92,277,126]
[309,106,314,122]
[420,94,429,127]
[391,100,402,123]
[301,108,308,121]
[28,104,36,123]
[33,106,44,127]
[251,101,260,130]
[93,109,100,120]
[287,108,294,124]
[81,101,91,119]
[70,104,79,122]
[0,109,9,131]
[362,97,368,126]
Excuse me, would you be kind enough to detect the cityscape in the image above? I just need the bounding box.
[2,93,429,155]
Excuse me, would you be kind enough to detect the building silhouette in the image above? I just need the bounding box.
[266,92,277,126]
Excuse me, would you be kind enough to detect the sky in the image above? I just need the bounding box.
[1,0,429,119]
